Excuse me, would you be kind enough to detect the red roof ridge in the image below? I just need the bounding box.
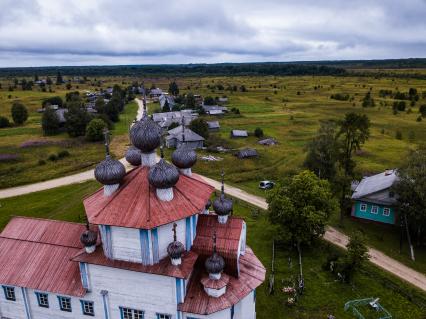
[0,235,82,250]
[6,216,85,227]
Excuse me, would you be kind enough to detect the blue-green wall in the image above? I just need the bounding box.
[352,201,396,225]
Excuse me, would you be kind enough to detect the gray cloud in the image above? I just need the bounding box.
[0,0,425,66]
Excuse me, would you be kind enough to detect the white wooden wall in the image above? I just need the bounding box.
[157,219,188,260]
[233,291,256,319]
[111,226,142,263]
[0,286,26,319]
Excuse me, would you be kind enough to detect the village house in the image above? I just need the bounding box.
[166,125,204,149]
[202,105,227,115]
[207,121,220,131]
[152,110,198,130]
[258,138,278,146]
[0,106,265,319]
[159,94,175,111]
[149,88,163,101]
[235,149,258,159]
[230,130,248,138]
[351,169,399,225]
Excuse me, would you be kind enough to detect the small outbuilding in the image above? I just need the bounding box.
[231,130,248,138]
[235,148,258,159]
[258,138,278,146]
[207,121,220,131]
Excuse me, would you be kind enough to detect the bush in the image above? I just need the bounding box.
[189,118,209,139]
[417,116,423,122]
[86,118,107,142]
[57,150,70,159]
[395,130,403,140]
[168,122,180,130]
[419,104,426,117]
[38,159,46,165]
[11,102,28,125]
[65,106,92,137]
[41,108,60,135]
[254,127,264,138]
[48,154,58,161]
[0,116,10,128]
[42,96,63,108]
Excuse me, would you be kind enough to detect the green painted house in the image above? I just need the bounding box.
[351,169,399,225]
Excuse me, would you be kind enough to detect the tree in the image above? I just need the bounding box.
[185,93,196,109]
[41,108,61,135]
[86,118,107,141]
[56,71,63,85]
[393,145,426,260]
[362,91,375,107]
[65,106,91,137]
[95,97,106,114]
[168,81,179,96]
[204,96,215,105]
[266,170,338,246]
[189,118,209,139]
[168,122,180,130]
[336,113,370,223]
[346,231,369,269]
[11,102,28,125]
[304,121,338,181]
[419,104,426,117]
[0,116,10,128]
[42,96,63,108]
[104,98,120,122]
[254,127,264,138]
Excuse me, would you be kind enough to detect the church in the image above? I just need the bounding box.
[0,101,265,319]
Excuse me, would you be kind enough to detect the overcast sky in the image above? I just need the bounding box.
[0,0,425,67]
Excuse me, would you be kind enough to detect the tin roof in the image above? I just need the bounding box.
[84,167,214,229]
[352,169,398,201]
[231,130,248,137]
[0,217,86,297]
[192,215,243,277]
[73,246,197,279]
[178,247,265,315]
[168,125,205,142]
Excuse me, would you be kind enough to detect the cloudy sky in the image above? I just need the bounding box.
[0,0,425,67]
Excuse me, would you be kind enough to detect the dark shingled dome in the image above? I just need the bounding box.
[213,193,233,216]
[148,159,180,189]
[130,116,161,153]
[94,155,126,185]
[125,146,142,166]
[171,145,197,169]
[205,253,225,274]
[167,241,185,259]
[80,225,98,247]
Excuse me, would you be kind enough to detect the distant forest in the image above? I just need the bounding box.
[0,58,426,78]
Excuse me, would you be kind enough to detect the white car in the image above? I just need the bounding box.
[259,180,275,190]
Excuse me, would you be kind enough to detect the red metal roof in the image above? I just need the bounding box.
[0,217,86,297]
[84,167,214,229]
[73,246,197,279]
[178,247,265,315]
[192,215,243,277]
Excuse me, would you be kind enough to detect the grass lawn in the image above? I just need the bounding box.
[0,182,425,318]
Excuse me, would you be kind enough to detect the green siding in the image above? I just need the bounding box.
[352,201,396,225]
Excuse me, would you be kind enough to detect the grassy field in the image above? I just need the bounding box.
[0,182,424,318]
[0,78,139,188]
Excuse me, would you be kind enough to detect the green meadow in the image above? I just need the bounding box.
[0,182,424,318]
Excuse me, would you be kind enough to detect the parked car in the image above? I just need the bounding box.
[259,180,275,190]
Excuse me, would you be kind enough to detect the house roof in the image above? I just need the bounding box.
[258,138,277,145]
[178,247,265,315]
[167,125,205,142]
[202,105,227,112]
[207,121,220,129]
[231,130,248,137]
[236,149,258,158]
[192,215,243,277]
[84,167,214,229]
[352,169,398,201]
[0,217,87,297]
[73,247,197,279]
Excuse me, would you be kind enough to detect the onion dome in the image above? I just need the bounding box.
[213,171,233,216]
[80,223,97,248]
[205,233,225,275]
[148,146,180,189]
[167,223,185,261]
[125,146,141,166]
[95,130,126,185]
[130,98,161,153]
[171,121,197,169]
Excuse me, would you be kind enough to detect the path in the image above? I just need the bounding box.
[1,98,426,292]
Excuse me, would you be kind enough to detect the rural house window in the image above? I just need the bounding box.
[157,314,171,319]
[371,206,379,214]
[58,296,72,312]
[35,292,49,308]
[360,203,367,212]
[2,286,15,301]
[81,300,95,316]
[383,208,391,217]
[120,307,144,319]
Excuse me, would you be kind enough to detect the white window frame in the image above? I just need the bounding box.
[81,300,94,316]
[121,307,144,319]
[371,205,379,214]
[157,314,172,319]
[58,296,72,312]
[383,208,391,217]
[36,292,49,308]
[360,203,367,212]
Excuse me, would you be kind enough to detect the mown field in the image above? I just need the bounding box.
[0,181,424,318]
[0,78,138,188]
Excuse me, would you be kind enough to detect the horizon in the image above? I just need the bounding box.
[1,0,426,67]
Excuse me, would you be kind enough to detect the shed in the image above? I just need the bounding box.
[258,138,277,146]
[207,121,220,131]
[231,130,248,138]
[166,125,205,149]
[235,148,258,159]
